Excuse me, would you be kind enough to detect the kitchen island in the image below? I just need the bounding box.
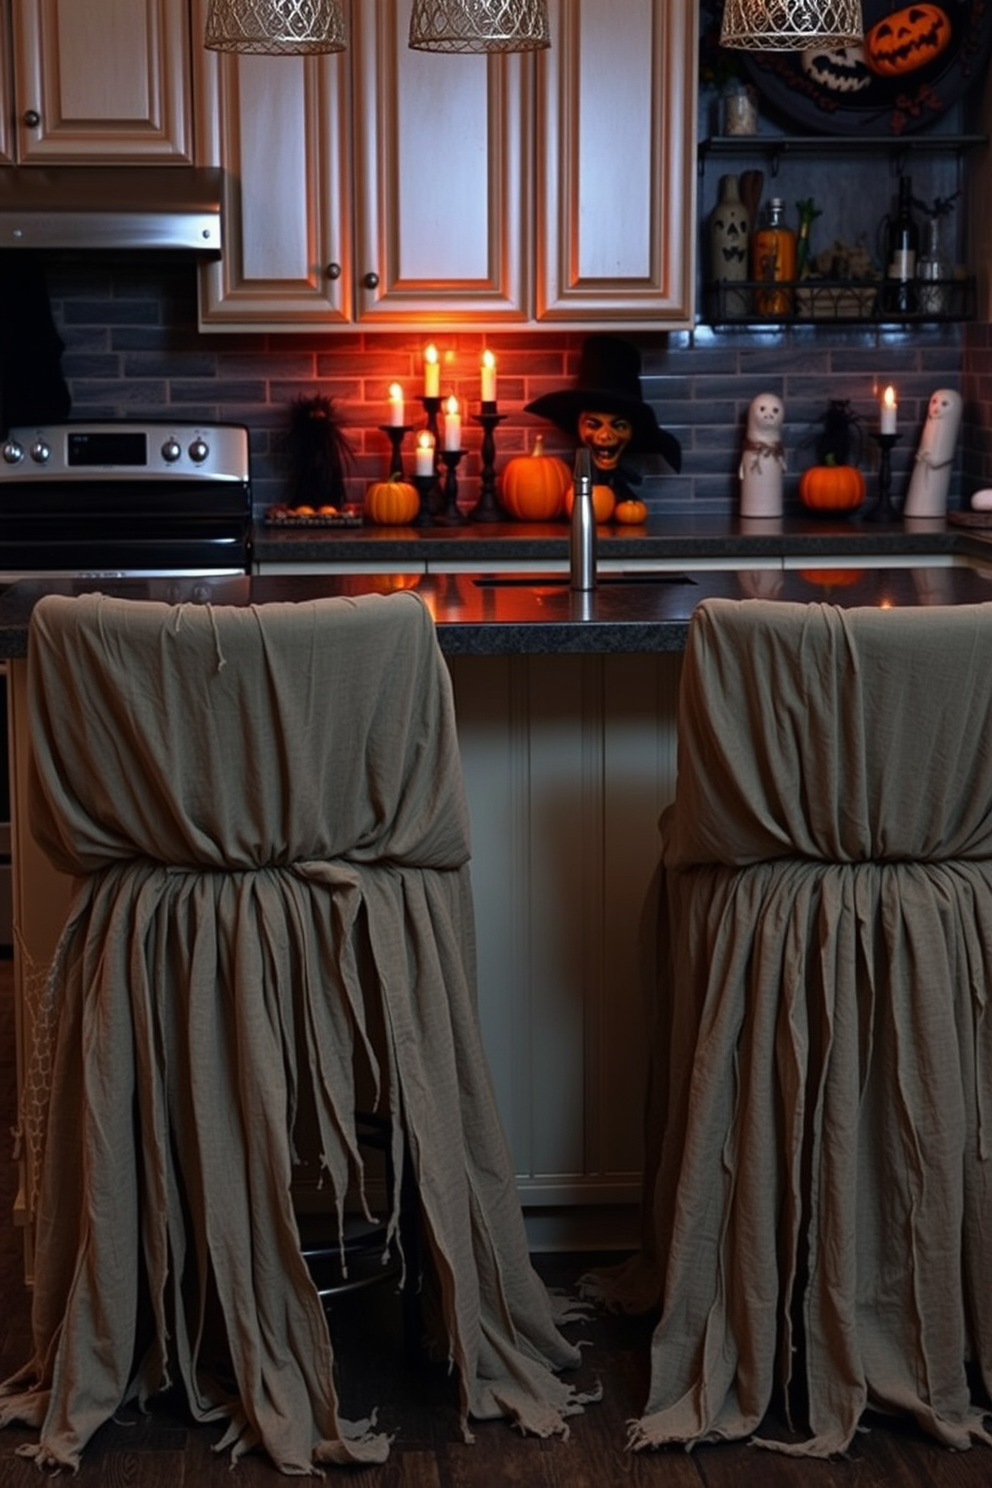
[252,510,992,577]
[6,545,992,1268]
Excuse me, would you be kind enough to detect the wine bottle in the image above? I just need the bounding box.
[751,197,796,316]
[885,176,919,315]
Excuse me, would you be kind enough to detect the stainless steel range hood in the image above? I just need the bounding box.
[0,166,223,252]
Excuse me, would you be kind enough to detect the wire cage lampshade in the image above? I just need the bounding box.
[408,0,551,53]
[204,0,348,54]
[720,0,863,49]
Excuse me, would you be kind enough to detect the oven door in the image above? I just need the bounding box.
[0,477,252,578]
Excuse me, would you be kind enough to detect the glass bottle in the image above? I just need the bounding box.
[917,215,950,316]
[709,174,750,318]
[883,176,919,315]
[752,197,796,316]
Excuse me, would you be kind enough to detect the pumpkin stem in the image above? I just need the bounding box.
[532,434,546,457]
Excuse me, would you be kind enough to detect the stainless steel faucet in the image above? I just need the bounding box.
[569,446,596,592]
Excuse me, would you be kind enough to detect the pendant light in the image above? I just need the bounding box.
[720,0,863,49]
[408,0,551,53]
[204,0,347,55]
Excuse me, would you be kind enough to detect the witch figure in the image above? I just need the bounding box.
[524,335,681,505]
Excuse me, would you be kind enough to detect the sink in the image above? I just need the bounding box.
[473,573,697,588]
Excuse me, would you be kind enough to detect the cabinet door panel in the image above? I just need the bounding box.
[352,0,529,324]
[0,13,12,165]
[195,40,352,328]
[12,0,191,162]
[537,0,696,324]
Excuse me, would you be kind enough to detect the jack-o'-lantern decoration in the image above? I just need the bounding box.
[801,43,871,93]
[865,5,951,77]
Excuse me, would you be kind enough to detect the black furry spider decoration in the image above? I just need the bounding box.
[286,394,356,510]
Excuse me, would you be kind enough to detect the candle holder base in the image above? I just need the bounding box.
[437,449,467,525]
[379,424,413,479]
[864,432,901,523]
[471,411,506,522]
[413,474,438,528]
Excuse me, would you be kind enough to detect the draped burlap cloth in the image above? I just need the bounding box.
[591,597,992,1458]
[0,591,589,1473]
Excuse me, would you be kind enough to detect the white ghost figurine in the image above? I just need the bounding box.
[903,388,963,519]
[739,391,785,518]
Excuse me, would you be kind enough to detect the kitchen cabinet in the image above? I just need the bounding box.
[0,11,12,164]
[194,0,696,330]
[535,0,696,325]
[195,0,527,328]
[5,0,193,163]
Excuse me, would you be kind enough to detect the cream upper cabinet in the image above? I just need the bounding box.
[536,0,696,326]
[349,0,529,324]
[194,0,696,330]
[9,0,192,163]
[195,41,354,327]
[195,0,527,330]
[0,9,13,164]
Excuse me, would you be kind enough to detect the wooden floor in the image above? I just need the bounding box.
[2,958,992,1486]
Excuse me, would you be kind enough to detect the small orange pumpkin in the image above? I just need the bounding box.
[500,435,571,521]
[565,483,616,524]
[798,459,865,513]
[613,498,649,525]
[865,5,951,77]
[364,473,421,526]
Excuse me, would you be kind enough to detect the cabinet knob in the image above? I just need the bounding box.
[22,109,40,128]
[362,271,380,290]
[325,262,342,281]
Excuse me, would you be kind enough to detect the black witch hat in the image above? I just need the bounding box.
[524,335,681,472]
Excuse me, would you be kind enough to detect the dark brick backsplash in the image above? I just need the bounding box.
[32,254,989,518]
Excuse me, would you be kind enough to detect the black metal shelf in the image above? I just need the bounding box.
[698,133,988,177]
[703,276,976,329]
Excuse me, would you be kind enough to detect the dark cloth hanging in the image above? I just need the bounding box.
[0,250,71,435]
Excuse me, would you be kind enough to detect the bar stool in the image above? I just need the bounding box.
[605,597,992,1459]
[1,589,587,1474]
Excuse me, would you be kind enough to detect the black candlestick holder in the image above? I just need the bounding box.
[864,432,901,522]
[413,473,437,528]
[437,449,467,525]
[379,424,413,478]
[421,396,442,456]
[471,407,506,522]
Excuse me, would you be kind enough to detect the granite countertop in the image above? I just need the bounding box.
[252,512,992,567]
[2,558,992,660]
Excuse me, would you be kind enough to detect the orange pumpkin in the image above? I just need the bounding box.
[500,435,571,521]
[565,483,616,524]
[364,474,421,526]
[798,460,865,513]
[865,5,951,77]
[799,568,862,588]
[613,498,649,525]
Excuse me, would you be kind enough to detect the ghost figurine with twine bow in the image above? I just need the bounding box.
[524,335,681,510]
[739,390,786,518]
[903,388,962,519]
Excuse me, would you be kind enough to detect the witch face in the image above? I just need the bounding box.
[577,410,634,473]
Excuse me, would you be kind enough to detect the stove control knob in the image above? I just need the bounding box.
[2,439,24,465]
[188,438,209,464]
[30,439,51,464]
[161,438,182,463]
